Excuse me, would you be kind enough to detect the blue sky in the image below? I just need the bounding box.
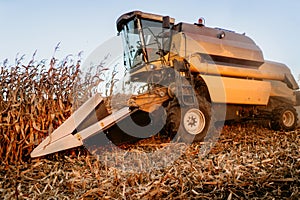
[1,0,300,77]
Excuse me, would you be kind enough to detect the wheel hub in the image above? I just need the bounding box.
[282,110,295,127]
[183,108,206,135]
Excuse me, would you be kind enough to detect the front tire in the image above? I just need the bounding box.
[164,96,211,142]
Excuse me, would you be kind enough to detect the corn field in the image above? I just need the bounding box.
[0,51,110,164]
[0,53,299,199]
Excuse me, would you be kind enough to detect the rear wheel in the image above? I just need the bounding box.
[164,96,211,142]
[271,105,298,131]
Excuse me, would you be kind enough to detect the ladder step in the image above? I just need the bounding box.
[174,59,196,106]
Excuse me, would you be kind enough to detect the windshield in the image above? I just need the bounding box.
[120,18,170,69]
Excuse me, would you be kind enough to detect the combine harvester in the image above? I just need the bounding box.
[31,11,300,158]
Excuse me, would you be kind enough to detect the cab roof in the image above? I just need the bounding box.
[116,10,175,32]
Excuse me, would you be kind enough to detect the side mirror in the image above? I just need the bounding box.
[162,16,170,29]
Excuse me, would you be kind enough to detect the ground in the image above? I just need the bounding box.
[1,123,299,199]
